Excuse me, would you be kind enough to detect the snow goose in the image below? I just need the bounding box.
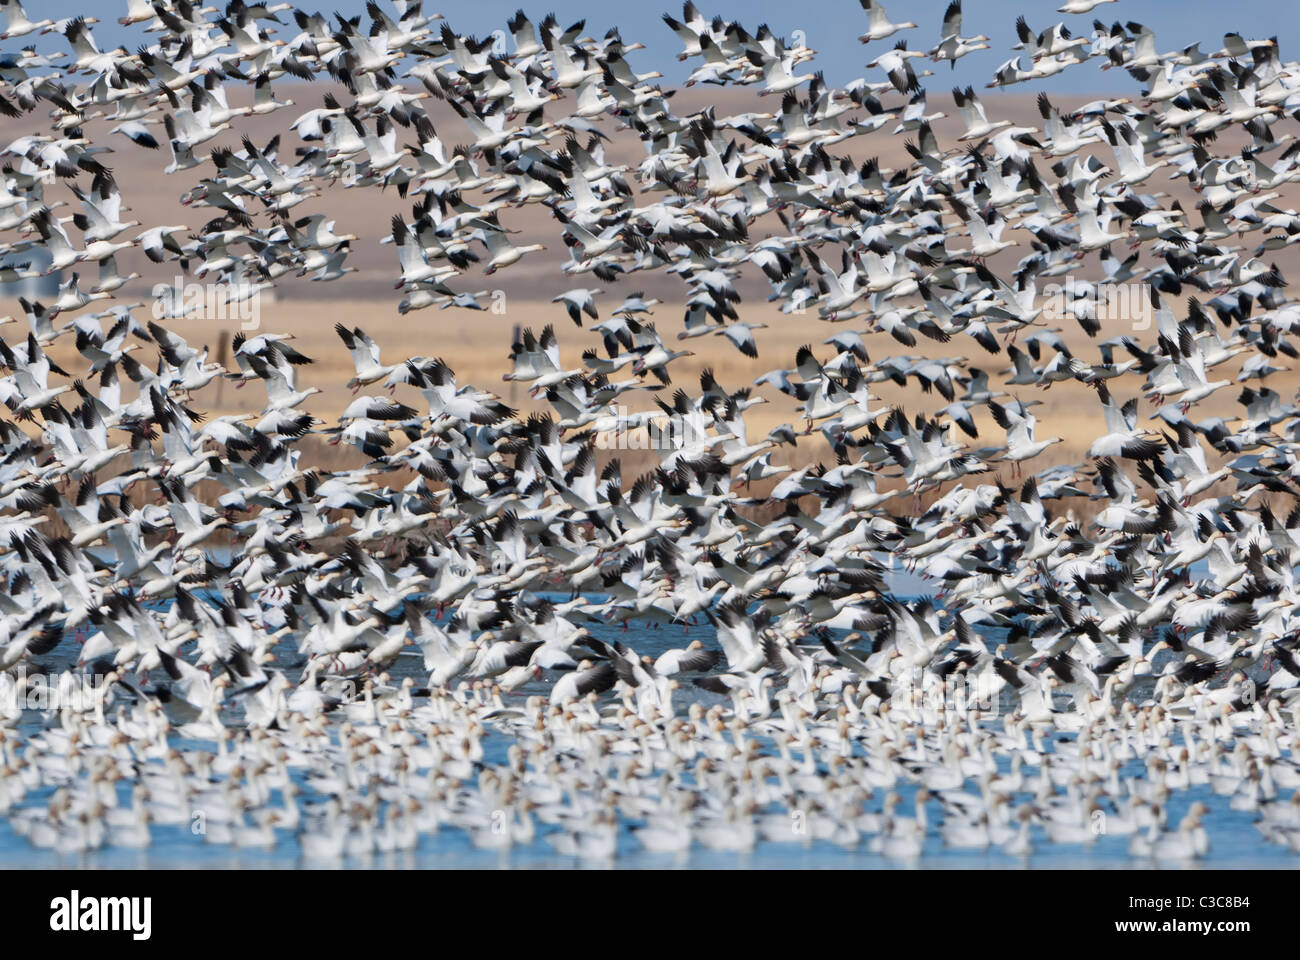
[858,0,917,44]
[930,1,989,67]
[1087,384,1163,459]
[1128,802,1210,859]
[989,400,1064,476]
[953,86,1011,140]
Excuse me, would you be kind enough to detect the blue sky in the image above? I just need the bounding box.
[7,0,1294,94]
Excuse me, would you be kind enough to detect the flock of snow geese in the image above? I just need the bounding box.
[2,0,1300,863]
